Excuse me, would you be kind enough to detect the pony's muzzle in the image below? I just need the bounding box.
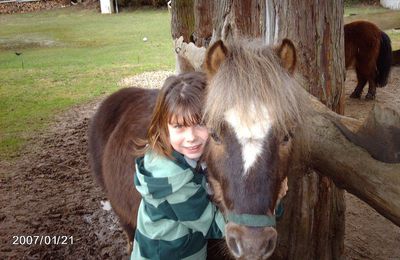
[225,222,277,260]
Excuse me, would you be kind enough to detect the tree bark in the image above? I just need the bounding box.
[212,0,265,42]
[193,0,214,47]
[171,0,195,42]
[170,0,195,73]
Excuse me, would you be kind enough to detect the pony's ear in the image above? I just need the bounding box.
[276,39,296,74]
[204,40,228,77]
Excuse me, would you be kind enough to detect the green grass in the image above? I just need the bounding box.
[344,4,388,16]
[0,7,174,159]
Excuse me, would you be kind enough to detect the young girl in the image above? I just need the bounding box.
[132,72,225,260]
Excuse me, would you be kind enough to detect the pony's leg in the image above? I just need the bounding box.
[350,78,367,99]
[365,79,377,100]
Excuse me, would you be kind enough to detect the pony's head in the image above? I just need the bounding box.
[203,38,306,259]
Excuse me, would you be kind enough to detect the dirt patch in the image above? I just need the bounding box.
[0,100,127,259]
[0,37,61,51]
[0,68,399,259]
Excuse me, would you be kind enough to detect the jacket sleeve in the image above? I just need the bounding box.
[166,180,225,238]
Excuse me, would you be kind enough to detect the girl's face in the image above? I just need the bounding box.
[168,118,209,160]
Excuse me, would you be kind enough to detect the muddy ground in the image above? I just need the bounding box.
[0,68,399,259]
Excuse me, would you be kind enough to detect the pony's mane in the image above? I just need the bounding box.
[204,38,308,134]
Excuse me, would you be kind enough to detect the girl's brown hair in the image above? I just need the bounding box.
[139,72,207,158]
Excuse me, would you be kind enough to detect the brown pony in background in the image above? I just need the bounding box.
[344,20,392,100]
[88,38,308,259]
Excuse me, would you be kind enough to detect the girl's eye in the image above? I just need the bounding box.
[173,124,183,129]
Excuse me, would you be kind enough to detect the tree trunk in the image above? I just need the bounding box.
[171,0,195,42]
[212,0,265,42]
[193,0,214,47]
[170,0,195,73]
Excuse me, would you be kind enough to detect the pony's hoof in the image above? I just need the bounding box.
[350,92,361,99]
[365,93,375,100]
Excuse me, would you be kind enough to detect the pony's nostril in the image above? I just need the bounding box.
[263,231,277,257]
[266,238,275,253]
[227,236,242,258]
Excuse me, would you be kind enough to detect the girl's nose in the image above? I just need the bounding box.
[185,127,196,141]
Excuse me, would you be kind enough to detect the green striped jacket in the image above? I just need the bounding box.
[131,150,225,260]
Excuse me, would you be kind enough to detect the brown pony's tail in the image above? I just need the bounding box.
[376,31,392,87]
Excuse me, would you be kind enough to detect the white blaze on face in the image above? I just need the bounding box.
[224,106,272,173]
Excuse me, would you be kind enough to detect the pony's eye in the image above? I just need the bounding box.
[283,135,290,142]
[282,131,293,143]
[211,132,222,144]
